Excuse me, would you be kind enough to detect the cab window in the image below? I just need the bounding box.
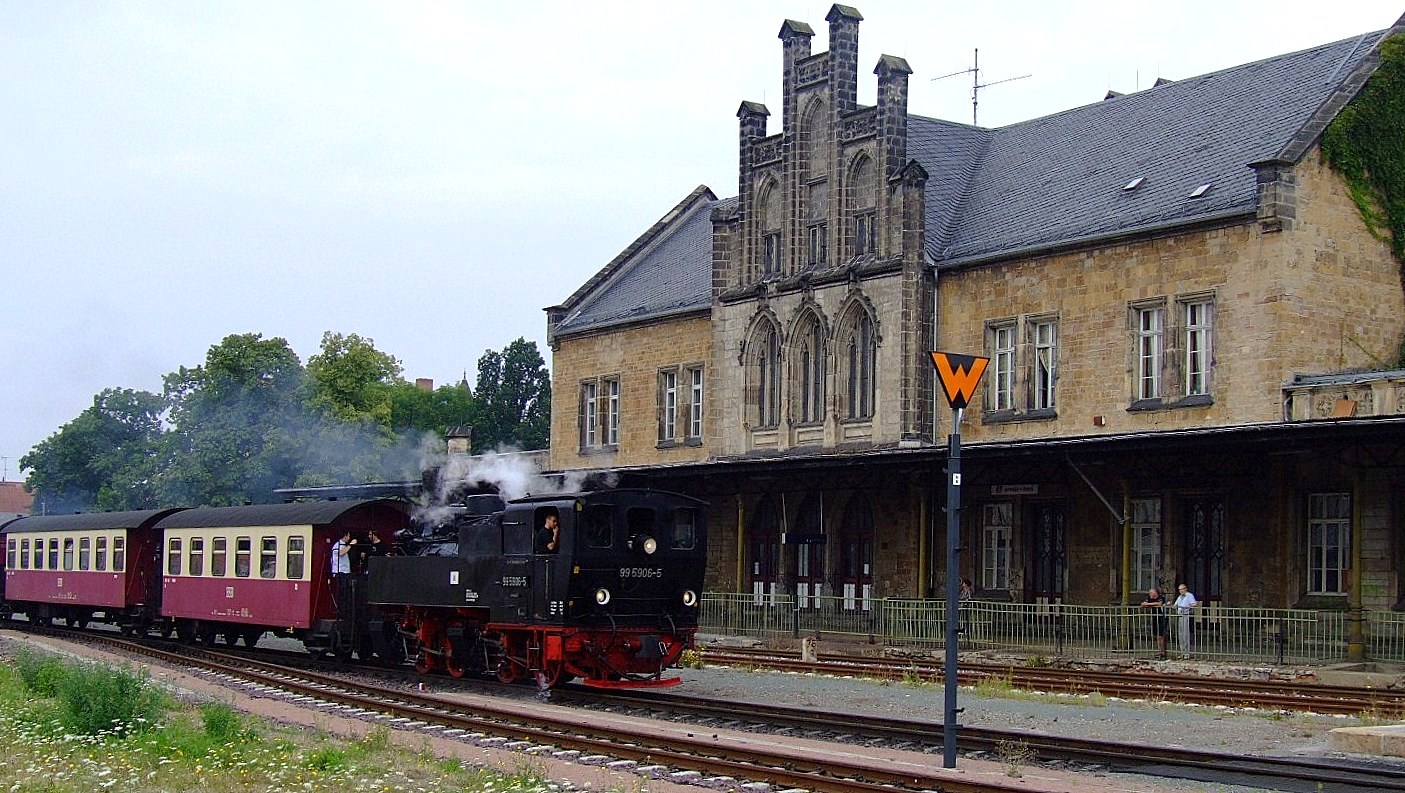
[584,505,614,549]
[672,509,698,550]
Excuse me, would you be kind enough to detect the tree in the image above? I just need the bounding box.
[157,333,309,506]
[21,388,166,513]
[472,338,551,451]
[389,377,478,439]
[305,331,405,433]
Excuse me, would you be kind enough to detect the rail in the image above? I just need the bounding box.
[699,593,1394,664]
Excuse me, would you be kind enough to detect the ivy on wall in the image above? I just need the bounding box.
[1322,34,1405,262]
[1321,34,1405,366]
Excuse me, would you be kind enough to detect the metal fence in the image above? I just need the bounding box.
[700,593,1397,664]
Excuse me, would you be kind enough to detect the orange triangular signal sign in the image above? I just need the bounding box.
[929,351,989,410]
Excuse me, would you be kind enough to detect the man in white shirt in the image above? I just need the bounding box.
[331,531,355,576]
[1174,583,1198,657]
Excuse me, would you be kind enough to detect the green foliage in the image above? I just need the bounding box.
[16,649,67,697]
[304,744,349,773]
[472,338,551,452]
[306,331,405,431]
[20,388,166,514]
[198,700,248,743]
[23,331,552,508]
[1322,34,1405,263]
[54,661,167,736]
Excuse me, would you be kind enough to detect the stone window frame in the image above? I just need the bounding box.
[743,316,783,430]
[685,364,705,444]
[577,374,620,454]
[1306,491,1351,595]
[1127,292,1216,412]
[657,367,679,446]
[848,152,878,258]
[757,179,783,278]
[1178,292,1215,398]
[985,318,1018,414]
[792,309,828,426]
[1129,298,1167,406]
[1027,313,1058,415]
[835,298,879,422]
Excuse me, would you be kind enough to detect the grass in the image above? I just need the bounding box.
[0,647,608,792]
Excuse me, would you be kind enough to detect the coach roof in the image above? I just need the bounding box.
[154,499,409,530]
[2,508,185,534]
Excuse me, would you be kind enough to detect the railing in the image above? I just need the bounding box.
[699,594,1394,664]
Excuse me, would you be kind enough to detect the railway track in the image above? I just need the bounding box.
[14,624,1405,792]
[564,686,1405,793]
[700,645,1405,716]
[6,627,1045,793]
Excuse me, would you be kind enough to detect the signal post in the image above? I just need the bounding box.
[928,351,989,768]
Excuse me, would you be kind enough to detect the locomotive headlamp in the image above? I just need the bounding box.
[681,590,698,607]
[631,535,658,555]
[594,587,612,605]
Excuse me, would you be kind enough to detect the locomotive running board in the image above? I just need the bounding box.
[584,675,682,689]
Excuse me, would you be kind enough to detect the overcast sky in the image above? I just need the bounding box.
[3,1,1401,480]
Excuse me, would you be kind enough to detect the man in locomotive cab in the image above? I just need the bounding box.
[536,509,560,554]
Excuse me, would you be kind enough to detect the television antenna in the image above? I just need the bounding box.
[932,48,1031,126]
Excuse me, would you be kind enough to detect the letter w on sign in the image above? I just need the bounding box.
[929,351,989,410]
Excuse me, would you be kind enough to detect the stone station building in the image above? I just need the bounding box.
[546,6,1405,624]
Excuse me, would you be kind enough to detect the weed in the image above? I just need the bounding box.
[55,660,166,736]
[15,649,67,697]
[199,700,247,743]
[994,738,1036,778]
[679,649,704,669]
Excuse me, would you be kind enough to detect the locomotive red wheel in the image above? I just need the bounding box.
[442,637,467,679]
[538,660,568,688]
[413,649,435,675]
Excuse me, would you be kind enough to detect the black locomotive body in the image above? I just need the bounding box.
[368,488,707,687]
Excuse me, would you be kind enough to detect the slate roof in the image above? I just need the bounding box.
[555,28,1393,334]
[921,30,1388,266]
[551,187,723,338]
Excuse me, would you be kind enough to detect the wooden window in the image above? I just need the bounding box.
[286,536,305,580]
[235,536,251,578]
[167,537,182,576]
[189,537,204,576]
[211,537,227,577]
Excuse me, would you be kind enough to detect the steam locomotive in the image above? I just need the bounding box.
[0,488,707,689]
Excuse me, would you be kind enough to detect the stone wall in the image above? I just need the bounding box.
[549,314,712,471]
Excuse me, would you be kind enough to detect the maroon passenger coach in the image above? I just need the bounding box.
[1,508,181,632]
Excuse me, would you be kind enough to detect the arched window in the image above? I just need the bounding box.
[801,99,829,267]
[758,181,783,276]
[849,154,877,256]
[837,305,876,420]
[747,319,782,427]
[795,313,826,424]
[750,497,781,604]
[839,493,875,610]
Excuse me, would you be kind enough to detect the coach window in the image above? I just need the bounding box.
[79,537,91,570]
[673,509,697,550]
[113,537,125,572]
[95,537,107,571]
[19,539,29,569]
[211,537,227,577]
[167,538,182,576]
[33,539,43,570]
[260,537,277,579]
[235,537,251,578]
[48,538,59,570]
[189,538,204,577]
[286,536,305,580]
[5,538,13,569]
[585,505,614,549]
[63,538,75,570]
